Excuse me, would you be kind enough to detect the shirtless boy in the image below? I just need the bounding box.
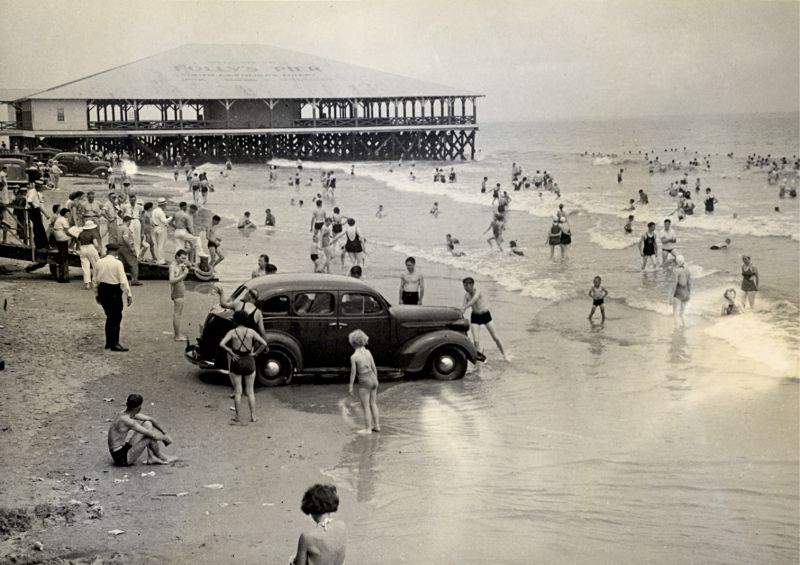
[310,200,326,235]
[107,394,173,466]
[588,276,608,323]
[461,277,507,362]
[399,257,424,305]
[207,215,224,267]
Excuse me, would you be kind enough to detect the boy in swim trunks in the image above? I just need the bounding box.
[399,257,424,305]
[207,215,224,268]
[461,277,507,362]
[310,200,326,235]
[446,234,465,257]
[107,394,173,466]
[588,276,608,322]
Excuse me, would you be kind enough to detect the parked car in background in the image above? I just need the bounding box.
[52,152,109,177]
[26,147,61,161]
[0,158,30,187]
[186,274,478,386]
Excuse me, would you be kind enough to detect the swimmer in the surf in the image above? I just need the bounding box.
[624,215,634,234]
[237,211,256,230]
[587,276,608,323]
[638,189,649,205]
[446,234,465,257]
[721,288,741,316]
[375,205,385,218]
[508,240,524,256]
[710,238,731,250]
[622,199,636,211]
[430,202,440,218]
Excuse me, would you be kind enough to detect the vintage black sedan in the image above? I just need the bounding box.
[185,274,477,386]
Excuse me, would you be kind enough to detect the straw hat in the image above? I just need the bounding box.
[157,197,167,206]
[83,220,97,230]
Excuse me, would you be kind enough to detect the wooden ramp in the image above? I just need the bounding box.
[0,242,215,281]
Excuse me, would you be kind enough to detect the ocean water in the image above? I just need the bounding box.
[147,112,798,564]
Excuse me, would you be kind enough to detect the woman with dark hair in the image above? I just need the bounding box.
[343,218,365,268]
[251,254,271,278]
[219,309,267,424]
[740,254,759,310]
[290,484,346,565]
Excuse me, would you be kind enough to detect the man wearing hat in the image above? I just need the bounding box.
[151,198,171,264]
[118,215,142,286]
[77,219,101,289]
[26,180,50,249]
[93,243,133,351]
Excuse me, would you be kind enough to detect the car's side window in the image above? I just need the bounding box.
[294,292,334,315]
[341,293,383,316]
[260,295,289,316]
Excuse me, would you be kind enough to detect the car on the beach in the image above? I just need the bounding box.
[185,274,478,386]
[52,152,110,178]
[25,147,61,161]
[0,158,30,187]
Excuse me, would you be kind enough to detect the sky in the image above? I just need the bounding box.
[0,0,797,122]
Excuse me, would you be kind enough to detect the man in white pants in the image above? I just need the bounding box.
[121,194,144,258]
[151,198,171,265]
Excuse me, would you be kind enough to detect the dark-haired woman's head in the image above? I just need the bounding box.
[301,484,339,516]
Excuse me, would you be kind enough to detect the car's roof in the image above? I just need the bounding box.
[0,157,26,164]
[54,152,83,157]
[245,273,379,295]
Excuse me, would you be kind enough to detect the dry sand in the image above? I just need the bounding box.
[0,261,360,564]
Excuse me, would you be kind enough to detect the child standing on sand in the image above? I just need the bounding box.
[348,330,380,434]
[588,276,608,323]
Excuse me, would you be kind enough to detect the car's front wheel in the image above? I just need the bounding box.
[427,346,467,381]
[256,349,294,387]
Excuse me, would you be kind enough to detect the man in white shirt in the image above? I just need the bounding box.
[101,193,120,248]
[52,207,72,282]
[93,243,133,351]
[121,194,144,258]
[26,181,50,249]
[151,198,171,265]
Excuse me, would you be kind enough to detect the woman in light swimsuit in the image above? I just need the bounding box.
[348,329,380,434]
[219,310,268,424]
[671,255,691,328]
[546,217,562,261]
[740,254,759,309]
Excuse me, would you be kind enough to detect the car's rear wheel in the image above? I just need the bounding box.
[255,349,294,387]
[96,170,107,179]
[427,346,467,381]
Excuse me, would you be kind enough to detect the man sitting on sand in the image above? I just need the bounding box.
[107,394,174,466]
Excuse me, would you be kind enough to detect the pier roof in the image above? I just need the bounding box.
[25,44,479,101]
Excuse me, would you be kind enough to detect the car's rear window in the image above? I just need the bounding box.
[341,293,383,315]
[294,292,334,315]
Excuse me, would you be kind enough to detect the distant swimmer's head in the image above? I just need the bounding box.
[509,241,517,247]
[347,218,355,226]
[725,238,731,244]
[724,288,737,301]
[675,255,685,266]
[333,207,340,214]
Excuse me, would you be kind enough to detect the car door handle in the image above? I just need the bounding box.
[328,322,339,326]
[338,322,348,328]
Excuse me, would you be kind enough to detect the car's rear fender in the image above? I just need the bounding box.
[90,166,108,177]
[263,331,304,371]
[394,330,477,372]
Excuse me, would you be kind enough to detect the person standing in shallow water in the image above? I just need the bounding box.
[461,277,507,362]
[740,254,759,310]
[290,484,346,565]
[671,255,691,328]
[348,329,380,434]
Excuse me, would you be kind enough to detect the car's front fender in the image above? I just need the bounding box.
[394,330,477,373]
[263,331,304,371]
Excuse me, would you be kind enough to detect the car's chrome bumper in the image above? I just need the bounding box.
[184,343,216,369]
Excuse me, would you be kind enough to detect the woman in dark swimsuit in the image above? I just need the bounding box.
[219,310,268,424]
[740,255,759,310]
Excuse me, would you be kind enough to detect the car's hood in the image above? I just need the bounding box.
[390,305,464,326]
